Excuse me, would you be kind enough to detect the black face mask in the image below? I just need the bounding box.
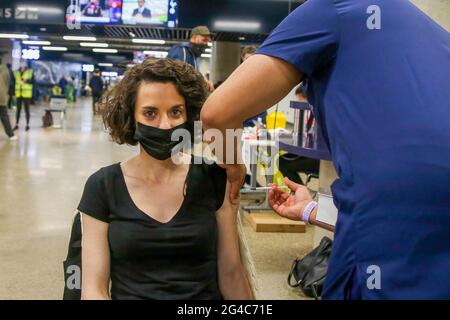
[189,43,207,57]
[134,122,189,160]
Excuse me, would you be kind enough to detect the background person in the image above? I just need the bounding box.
[0,59,17,140]
[132,0,152,18]
[6,63,14,110]
[59,76,68,95]
[168,26,211,72]
[89,69,104,115]
[241,45,266,127]
[72,76,79,102]
[13,61,33,132]
[82,0,103,17]
[241,45,257,62]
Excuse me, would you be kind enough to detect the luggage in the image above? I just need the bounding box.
[42,110,53,128]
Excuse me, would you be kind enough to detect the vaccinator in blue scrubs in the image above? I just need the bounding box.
[201,0,450,299]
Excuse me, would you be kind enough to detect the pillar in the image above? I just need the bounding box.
[210,41,241,85]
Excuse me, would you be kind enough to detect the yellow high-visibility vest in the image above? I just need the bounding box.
[14,69,33,99]
[52,85,62,96]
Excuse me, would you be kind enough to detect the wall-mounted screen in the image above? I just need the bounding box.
[122,0,177,27]
[66,0,122,25]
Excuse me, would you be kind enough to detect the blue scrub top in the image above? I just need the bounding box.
[258,0,450,299]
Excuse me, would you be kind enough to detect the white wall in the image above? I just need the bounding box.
[411,0,450,31]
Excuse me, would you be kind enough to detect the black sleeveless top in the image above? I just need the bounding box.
[77,157,227,300]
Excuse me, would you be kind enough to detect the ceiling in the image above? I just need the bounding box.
[0,0,308,67]
[89,25,269,43]
[0,22,269,47]
[0,23,269,65]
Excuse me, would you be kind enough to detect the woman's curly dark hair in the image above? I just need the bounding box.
[100,58,209,145]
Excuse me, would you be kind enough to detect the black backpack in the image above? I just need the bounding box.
[288,237,333,299]
[63,212,82,300]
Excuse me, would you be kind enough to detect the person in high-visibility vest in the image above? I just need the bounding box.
[52,84,62,97]
[13,63,33,131]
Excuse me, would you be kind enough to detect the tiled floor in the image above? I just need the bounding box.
[0,98,136,299]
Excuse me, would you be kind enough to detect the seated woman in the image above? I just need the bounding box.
[79,58,253,300]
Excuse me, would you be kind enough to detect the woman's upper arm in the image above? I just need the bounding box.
[81,213,110,299]
[216,182,242,276]
[78,170,112,299]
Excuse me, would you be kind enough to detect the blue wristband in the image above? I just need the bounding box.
[301,201,317,224]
